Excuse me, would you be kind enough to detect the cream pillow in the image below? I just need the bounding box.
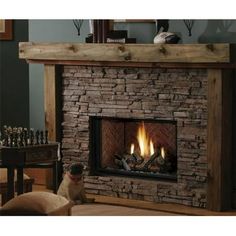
[0,191,74,216]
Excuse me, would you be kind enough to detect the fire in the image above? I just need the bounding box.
[150,140,154,156]
[161,147,165,159]
[136,122,154,158]
[130,143,134,154]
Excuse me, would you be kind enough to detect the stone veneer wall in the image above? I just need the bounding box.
[61,66,208,208]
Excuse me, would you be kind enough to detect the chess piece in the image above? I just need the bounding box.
[45,130,48,144]
[19,132,24,146]
[13,133,18,147]
[3,126,10,146]
[23,128,28,146]
[4,133,9,147]
[30,129,34,145]
[9,133,13,147]
[35,130,40,145]
[40,131,44,144]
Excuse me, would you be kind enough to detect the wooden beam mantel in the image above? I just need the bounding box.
[19,42,232,67]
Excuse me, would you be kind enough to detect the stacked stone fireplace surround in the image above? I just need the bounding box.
[61,65,208,208]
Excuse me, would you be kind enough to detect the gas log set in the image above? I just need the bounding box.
[112,122,176,176]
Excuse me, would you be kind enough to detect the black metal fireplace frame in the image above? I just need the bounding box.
[89,116,178,181]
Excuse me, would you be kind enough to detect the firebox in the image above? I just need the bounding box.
[90,117,177,180]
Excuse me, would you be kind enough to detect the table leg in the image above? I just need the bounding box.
[17,167,24,195]
[7,167,15,201]
[52,161,58,193]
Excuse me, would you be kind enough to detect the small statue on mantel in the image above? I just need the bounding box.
[153,20,180,44]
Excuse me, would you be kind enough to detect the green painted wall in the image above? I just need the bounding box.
[29,20,90,130]
[0,20,29,128]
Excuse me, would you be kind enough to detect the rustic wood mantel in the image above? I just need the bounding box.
[19,42,236,68]
[19,42,235,211]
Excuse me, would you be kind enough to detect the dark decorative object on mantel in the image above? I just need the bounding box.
[183,20,194,36]
[106,30,136,43]
[72,20,84,36]
[85,34,93,43]
[85,20,136,44]
[156,20,169,33]
[90,20,110,43]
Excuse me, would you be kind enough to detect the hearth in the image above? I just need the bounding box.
[90,117,177,180]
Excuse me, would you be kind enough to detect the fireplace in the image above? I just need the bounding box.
[59,65,209,207]
[90,117,177,180]
[19,43,234,211]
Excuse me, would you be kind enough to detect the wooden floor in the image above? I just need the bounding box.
[72,203,178,216]
[87,194,236,216]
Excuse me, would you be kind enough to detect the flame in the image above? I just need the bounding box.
[130,143,134,154]
[150,140,154,156]
[161,147,165,159]
[137,122,154,158]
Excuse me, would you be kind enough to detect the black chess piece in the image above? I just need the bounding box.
[45,130,48,144]
[3,126,9,146]
[19,132,24,146]
[4,133,9,147]
[40,131,44,144]
[9,133,13,147]
[35,130,40,145]
[23,128,28,146]
[13,133,18,147]
[30,129,34,145]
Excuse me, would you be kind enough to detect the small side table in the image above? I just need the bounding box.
[0,143,59,202]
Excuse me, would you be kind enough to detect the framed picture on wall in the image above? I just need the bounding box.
[0,20,13,40]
